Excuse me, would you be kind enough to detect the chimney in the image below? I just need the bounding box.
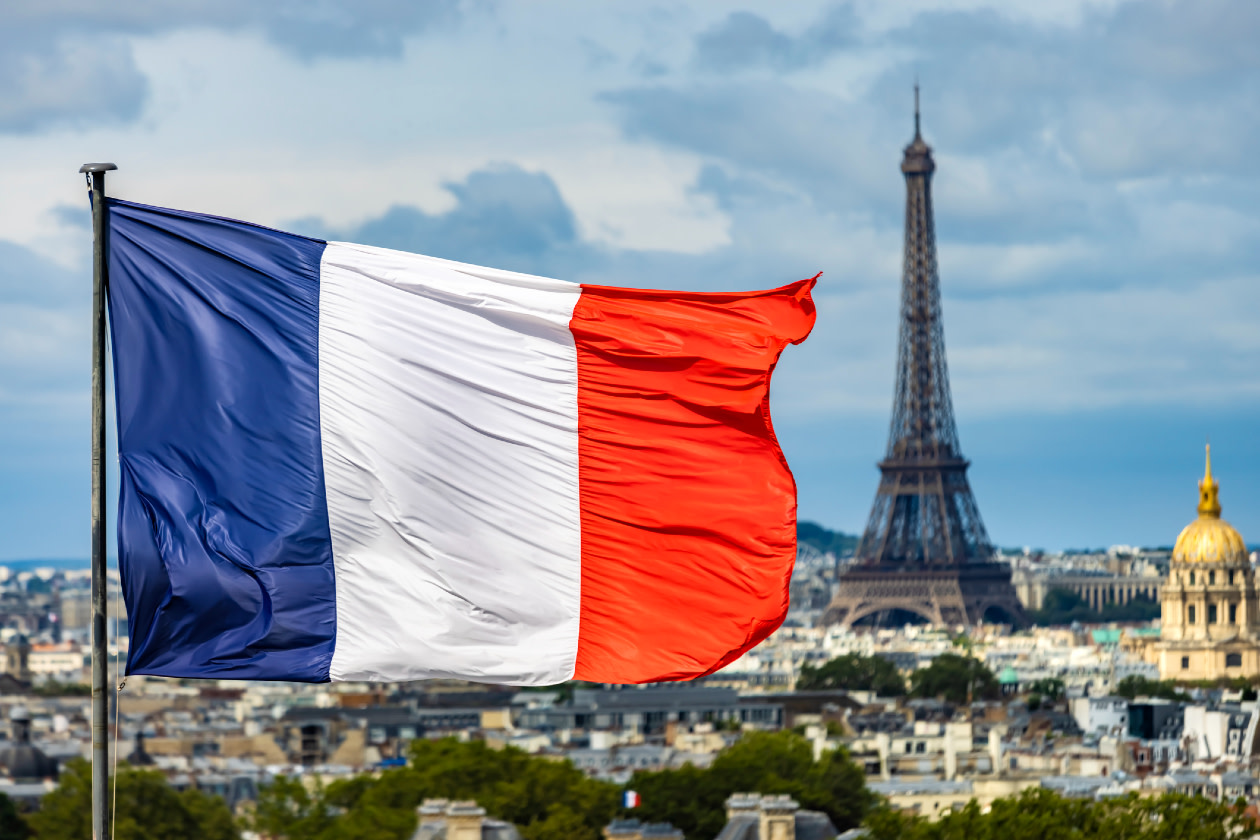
[446,801,485,840]
[759,794,798,840]
[944,721,969,781]
[988,727,1004,775]
[875,732,891,781]
[725,792,760,823]
[417,799,448,828]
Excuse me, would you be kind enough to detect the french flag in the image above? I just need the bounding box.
[107,199,816,685]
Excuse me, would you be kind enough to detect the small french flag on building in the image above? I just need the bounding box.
[624,790,641,809]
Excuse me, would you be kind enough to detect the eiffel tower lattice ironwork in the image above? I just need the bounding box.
[824,89,1028,629]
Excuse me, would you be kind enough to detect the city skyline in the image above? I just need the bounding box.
[1,1,1258,557]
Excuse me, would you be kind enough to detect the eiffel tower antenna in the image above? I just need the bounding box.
[914,80,920,138]
[824,89,1027,630]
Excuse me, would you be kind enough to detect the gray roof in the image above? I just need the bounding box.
[411,818,521,840]
[869,779,972,797]
[1038,776,1111,796]
[715,811,838,840]
[1219,772,1258,787]
[1166,771,1209,785]
[0,783,50,802]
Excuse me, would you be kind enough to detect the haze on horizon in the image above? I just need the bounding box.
[0,0,1257,559]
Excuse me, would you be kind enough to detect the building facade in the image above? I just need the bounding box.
[1155,447,1260,680]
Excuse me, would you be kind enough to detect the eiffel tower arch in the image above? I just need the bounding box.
[824,89,1028,630]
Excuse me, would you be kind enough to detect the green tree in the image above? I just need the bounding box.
[30,681,91,698]
[630,730,873,840]
[246,739,619,840]
[248,774,334,839]
[1114,675,1190,702]
[1029,588,1097,625]
[519,805,591,840]
[865,787,1255,840]
[29,759,237,840]
[0,793,29,840]
[1030,588,1160,626]
[1026,678,1065,701]
[797,653,906,695]
[909,653,999,704]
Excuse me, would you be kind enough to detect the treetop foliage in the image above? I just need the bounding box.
[249,731,871,840]
[30,681,91,698]
[1026,678,1066,700]
[28,758,237,840]
[1031,587,1159,626]
[249,737,619,840]
[866,786,1255,840]
[908,653,999,705]
[1113,675,1191,702]
[630,730,873,840]
[797,653,906,696]
[796,651,1001,705]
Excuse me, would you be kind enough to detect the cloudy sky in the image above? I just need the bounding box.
[1,0,1257,559]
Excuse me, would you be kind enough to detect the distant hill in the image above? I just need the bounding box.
[797,521,859,556]
[0,558,93,572]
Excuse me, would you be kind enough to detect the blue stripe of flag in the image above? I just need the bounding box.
[107,198,337,681]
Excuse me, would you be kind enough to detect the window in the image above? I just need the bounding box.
[1209,604,1218,624]
[1227,653,1243,668]
[1210,570,1216,585]
[1181,656,1190,670]
[1190,571,1196,585]
[905,741,913,753]
[1189,605,1196,624]
[1230,603,1238,624]
[1230,570,1236,585]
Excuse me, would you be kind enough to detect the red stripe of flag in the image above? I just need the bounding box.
[570,275,818,683]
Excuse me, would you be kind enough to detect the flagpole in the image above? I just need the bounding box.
[80,161,116,840]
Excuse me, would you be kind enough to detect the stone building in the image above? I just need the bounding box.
[715,793,838,840]
[410,800,521,840]
[0,706,58,782]
[1155,447,1260,680]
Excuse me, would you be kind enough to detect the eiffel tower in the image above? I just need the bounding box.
[824,88,1027,629]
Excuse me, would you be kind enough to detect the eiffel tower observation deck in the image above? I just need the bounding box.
[824,89,1027,629]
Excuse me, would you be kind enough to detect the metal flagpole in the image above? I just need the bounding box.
[80,161,116,840]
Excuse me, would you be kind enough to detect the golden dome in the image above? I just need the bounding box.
[1173,444,1247,565]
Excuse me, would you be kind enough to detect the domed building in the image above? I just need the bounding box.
[1155,446,1260,680]
[0,706,58,782]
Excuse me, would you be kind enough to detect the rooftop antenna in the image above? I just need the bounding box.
[914,80,921,138]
